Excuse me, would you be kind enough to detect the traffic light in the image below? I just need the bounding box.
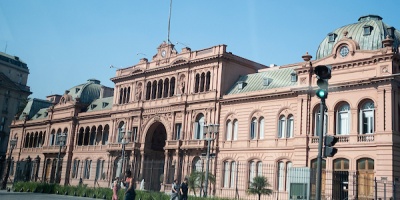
[314,65,331,99]
[323,135,338,157]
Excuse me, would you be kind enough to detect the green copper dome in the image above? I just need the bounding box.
[316,15,400,60]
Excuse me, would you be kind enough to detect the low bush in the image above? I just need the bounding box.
[13,181,231,200]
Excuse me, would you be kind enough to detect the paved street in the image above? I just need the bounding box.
[0,190,93,200]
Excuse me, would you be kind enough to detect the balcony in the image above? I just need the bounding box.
[106,142,139,152]
[74,145,107,152]
[180,140,206,150]
[21,147,43,153]
[164,140,182,150]
[42,146,67,154]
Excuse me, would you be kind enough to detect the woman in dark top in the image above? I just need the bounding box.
[124,177,136,200]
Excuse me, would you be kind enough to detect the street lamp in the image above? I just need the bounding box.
[1,138,17,190]
[55,133,67,184]
[202,123,219,197]
[120,129,132,179]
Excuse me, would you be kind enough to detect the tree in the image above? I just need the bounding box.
[187,171,216,197]
[247,176,273,200]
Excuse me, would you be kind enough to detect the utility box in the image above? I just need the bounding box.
[288,167,310,200]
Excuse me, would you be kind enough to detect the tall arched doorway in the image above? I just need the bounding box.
[142,122,167,191]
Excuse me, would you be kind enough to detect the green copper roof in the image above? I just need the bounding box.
[316,15,400,59]
[31,108,49,120]
[226,67,297,95]
[86,96,113,112]
[19,98,52,120]
[66,79,103,104]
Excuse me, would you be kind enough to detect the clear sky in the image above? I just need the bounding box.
[0,0,399,99]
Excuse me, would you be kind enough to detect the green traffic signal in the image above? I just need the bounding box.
[316,89,328,99]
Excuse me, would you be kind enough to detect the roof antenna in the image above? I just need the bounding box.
[4,42,7,53]
[167,0,172,44]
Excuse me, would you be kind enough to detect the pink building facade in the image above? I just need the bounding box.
[4,15,400,199]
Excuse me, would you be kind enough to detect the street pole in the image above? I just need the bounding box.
[55,144,62,183]
[121,142,125,179]
[315,98,325,200]
[1,142,15,190]
[55,133,66,184]
[204,138,211,197]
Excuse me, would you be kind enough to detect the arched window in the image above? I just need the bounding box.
[157,80,163,98]
[123,88,127,103]
[337,103,350,135]
[126,87,130,103]
[200,73,205,92]
[194,114,205,139]
[169,77,175,97]
[205,71,211,91]
[226,120,232,141]
[50,130,56,146]
[195,74,200,93]
[84,159,92,179]
[89,126,96,145]
[314,105,328,136]
[333,157,349,198]
[287,115,294,138]
[192,157,202,172]
[278,115,286,138]
[77,128,84,146]
[357,158,374,198]
[95,159,106,180]
[146,82,151,100]
[151,81,157,99]
[84,127,90,145]
[71,159,80,179]
[259,117,265,139]
[119,88,123,104]
[233,120,238,140]
[250,118,257,140]
[359,101,374,134]
[311,158,326,197]
[102,125,109,145]
[248,160,262,185]
[163,78,169,98]
[223,160,236,188]
[117,122,125,143]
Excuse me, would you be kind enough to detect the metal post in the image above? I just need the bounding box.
[204,138,211,197]
[55,144,62,183]
[1,146,14,189]
[121,143,125,179]
[315,99,325,200]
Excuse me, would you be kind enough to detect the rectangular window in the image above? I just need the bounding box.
[175,123,182,140]
[132,127,138,142]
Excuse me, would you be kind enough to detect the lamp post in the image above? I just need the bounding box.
[55,133,66,184]
[120,129,132,179]
[1,138,17,190]
[202,123,219,198]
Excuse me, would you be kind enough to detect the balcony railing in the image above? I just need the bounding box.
[164,140,182,150]
[180,140,206,150]
[41,145,67,153]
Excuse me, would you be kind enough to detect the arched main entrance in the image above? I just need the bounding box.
[142,122,167,191]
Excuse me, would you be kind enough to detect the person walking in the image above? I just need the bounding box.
[124,177,136,200]
[180,178,189,200]
[123,171,132,189]
[170,179,179,200]
[112,178,120,200]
